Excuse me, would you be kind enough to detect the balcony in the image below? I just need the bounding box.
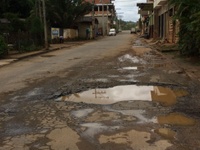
[138,10,148,15]
[137,3,153,11]
[154,0,167,8]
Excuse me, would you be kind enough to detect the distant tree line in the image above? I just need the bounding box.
[0,0,92,57]
[120,20,136,30]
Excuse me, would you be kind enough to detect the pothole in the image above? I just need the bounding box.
[55,85,188,106]
[157,112,196,126]
[118,54,146,64]
[98,129,173,150]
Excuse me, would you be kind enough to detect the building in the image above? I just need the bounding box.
[84,0,116,37]
[137,0,153,38]
[137,0,179,43]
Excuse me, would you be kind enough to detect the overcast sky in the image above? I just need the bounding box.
[113,0,146,22]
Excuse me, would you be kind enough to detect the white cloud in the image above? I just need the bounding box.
[113,0,146,22]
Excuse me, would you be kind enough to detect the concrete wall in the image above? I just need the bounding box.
[153,1,179,43]
[96,16,109,35]
[63,29,78,39]
[78,23,92,39]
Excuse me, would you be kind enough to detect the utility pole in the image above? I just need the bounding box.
[42,0,48,50]
[92,0,95,39]
[102,0,105,36]
[107,4,109,34]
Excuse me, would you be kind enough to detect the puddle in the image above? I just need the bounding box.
[84,110,122,122]
[121,67,138,70]
[119,79,138,82]
[155,128,176,139]
[157,113,196,126]
[71,108,94,118]
[104,107,157,124]
[118,54,146,64]
[56,85,153,104]
[133,39,144,46]
[151,86,188,106]
[26,88,42,97]
[98,129,172,150]
[80,123,120,139]
[56,85,188,106]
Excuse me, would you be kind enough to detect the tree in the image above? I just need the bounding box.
[0,0,33,18]
[46,0,92,28]
[169,0,200,56]
[0,35,8,57]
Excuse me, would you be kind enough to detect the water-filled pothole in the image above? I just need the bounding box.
[154,128,176,139]
[56,85,188,106]
[157,113,196,126]
[121,67,138,70]
[118,54,146,64]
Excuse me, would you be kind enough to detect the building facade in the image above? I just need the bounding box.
[137,0,179,43]
[85,0,116,37]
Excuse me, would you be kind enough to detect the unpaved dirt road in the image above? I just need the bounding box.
[0,31,200,150]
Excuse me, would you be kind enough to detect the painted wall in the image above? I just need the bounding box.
[63,29,78,39]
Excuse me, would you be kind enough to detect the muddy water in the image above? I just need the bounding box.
[98,129,173,150]
[61,83,196,149]
[155,128,176,139]
[157,113,196,126]
[56,85,188,106]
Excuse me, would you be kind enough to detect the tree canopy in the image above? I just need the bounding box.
[46,0,92,28]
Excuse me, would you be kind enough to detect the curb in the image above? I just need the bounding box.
[0,44,76,68]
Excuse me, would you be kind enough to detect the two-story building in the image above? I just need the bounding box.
[85,0,116,36]
[137,0,178,43]
[137,0,153,38]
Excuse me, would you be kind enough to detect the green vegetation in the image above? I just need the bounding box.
[47,0,92,28]
[0,35,8,57]
[120,20,136,30]
[0,0,92,54]
[170,0,200,56]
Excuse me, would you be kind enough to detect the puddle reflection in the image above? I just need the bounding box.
[121,67,138,70]
[56,85,188,106]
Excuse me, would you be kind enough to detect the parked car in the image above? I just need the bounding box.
[108,28,116,36]
[130,28,136,34]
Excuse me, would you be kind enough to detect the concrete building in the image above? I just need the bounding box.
[85,0,116,37]
[154,0,179,43]
[137,0,153,38]
[137,0,179,43]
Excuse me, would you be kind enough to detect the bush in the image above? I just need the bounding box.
[0,35,8,57]
[170,0,200,56]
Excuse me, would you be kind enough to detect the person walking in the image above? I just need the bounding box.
[86,27,90,40]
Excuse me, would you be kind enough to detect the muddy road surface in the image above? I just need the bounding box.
[0,31,200,150]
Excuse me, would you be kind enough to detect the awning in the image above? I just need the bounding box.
[137,3,153,11]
